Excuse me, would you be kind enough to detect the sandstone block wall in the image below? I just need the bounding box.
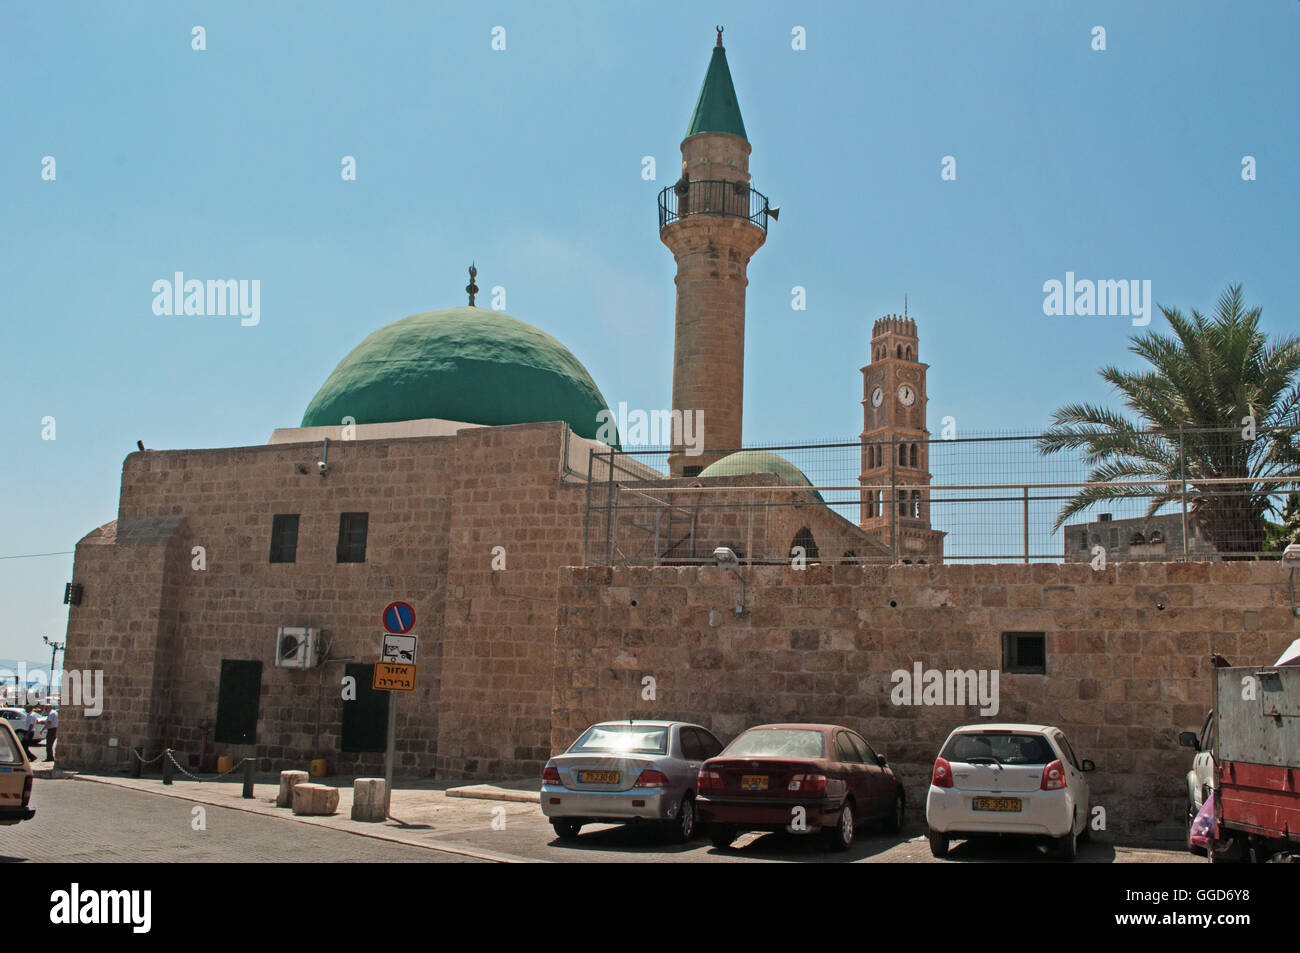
[553,561,1299,840]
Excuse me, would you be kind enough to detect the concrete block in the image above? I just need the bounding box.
[351,778,388,822]
[292,782,340,816]
[276,769,310,808]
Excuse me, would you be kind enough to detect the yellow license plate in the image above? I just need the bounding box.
[577,771,620,784]
[973,797,1022,812]
[741,775,769,791]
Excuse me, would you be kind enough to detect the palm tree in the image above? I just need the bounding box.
[1038,285,1300,556]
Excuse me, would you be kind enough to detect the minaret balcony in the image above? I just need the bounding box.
[658,179,770,234]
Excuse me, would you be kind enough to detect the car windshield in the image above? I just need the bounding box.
[571,725,669,755]
[942,732,1055,765]
[725,729,825,759]
[0,728,20,764]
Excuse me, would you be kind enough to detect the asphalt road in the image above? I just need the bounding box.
[1,778,482,863]
[1,777,1200,863]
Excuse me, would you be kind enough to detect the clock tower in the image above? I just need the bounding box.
[859,313,945,561]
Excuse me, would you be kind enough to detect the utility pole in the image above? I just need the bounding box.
[42,636,64,703]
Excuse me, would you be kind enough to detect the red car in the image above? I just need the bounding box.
[697,723,906,852]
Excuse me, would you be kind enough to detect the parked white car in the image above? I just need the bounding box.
[1178,709,1215,852]
[0,709,41,745]
[926,723,1094,860]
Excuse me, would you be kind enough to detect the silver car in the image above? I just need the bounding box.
[541,721,724,843]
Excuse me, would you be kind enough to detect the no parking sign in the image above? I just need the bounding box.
[382,601,415,634]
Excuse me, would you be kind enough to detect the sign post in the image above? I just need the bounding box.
[376,601,418,817]
[384,691,397,815]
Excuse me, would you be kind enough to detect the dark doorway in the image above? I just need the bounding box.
[214,659,262,744]
[341,663,390,753]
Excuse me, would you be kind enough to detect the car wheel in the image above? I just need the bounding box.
[928,828,949,858]
[883,792,905,834]
[825,800,855,852]
[551,819,582,841]
[668,796,696,844]
[709,824,736,850]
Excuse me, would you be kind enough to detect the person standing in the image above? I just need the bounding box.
[19,707,36,761]
[43,706,57,762]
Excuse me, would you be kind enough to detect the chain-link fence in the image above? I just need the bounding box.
[581,427,1300,566]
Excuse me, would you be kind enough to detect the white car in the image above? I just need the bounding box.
[925,723,1094,860]
[0,709,41,745]
[1178,710,1215,852]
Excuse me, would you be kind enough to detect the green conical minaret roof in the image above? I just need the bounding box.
[685,30,747,141]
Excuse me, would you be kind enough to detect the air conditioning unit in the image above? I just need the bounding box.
[275,627,322,669]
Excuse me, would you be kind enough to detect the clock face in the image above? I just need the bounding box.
[898,385,916,407]
[871,387,883,408]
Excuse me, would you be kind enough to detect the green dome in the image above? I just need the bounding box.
[301,306,618,446]
[699,451,823,502]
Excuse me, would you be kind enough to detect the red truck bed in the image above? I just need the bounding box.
[1217,759,1300,843]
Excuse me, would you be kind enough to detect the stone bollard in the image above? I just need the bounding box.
[276,769,310,808]
[291,782,340,816]
[351,778,388,822]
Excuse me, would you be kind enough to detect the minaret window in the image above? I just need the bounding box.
[899,443,906,466]
[909,443,918,468]
[906,346,913,360]
[896,345,902,358]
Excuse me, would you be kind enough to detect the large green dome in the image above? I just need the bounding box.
[301,306,617,446]
[698,451,823,502]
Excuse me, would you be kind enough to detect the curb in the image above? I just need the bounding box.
[446,784,539,804]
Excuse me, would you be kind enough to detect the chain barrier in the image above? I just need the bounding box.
[161,749,252,783]
[128,748,166,766]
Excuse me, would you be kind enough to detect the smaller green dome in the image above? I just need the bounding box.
[699,451,823,502]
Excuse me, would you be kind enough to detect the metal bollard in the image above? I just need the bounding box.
[131,747,143,779]
[162,748,174,785]
[242,758,255,799]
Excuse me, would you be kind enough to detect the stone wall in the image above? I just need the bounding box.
[552,560,1299,840]
[434,422,588,779]
[63,432,459,774]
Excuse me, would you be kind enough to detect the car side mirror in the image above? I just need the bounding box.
[1080,759,1095,772]
[876,754,888,767]
[1177,731,1199,751]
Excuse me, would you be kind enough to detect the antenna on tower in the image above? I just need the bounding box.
[904,294,908,319]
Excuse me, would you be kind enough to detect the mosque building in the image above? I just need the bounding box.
[58,31,941,778]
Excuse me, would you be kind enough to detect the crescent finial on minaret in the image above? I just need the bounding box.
[466,263,479,307]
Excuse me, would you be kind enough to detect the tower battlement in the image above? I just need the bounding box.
[871,315,917,339]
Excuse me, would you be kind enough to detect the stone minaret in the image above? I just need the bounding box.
[859,313,945,561]
[662,29,769,476]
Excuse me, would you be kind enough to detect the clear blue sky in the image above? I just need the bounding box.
[2,1,1297,658]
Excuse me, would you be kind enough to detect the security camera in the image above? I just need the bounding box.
[713,546,739,568]
[1284,542,1300,563]
[317,461,329,476]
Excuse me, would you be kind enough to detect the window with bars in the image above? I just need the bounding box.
[268,514,299,563]
[337,512,369,563]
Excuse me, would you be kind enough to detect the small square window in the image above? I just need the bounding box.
[337,512,368,563]
[269,514,299,564]
[682,466,702,478]
[1002,631,1046,675]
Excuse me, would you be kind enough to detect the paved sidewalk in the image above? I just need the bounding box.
[71,771,546,863]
